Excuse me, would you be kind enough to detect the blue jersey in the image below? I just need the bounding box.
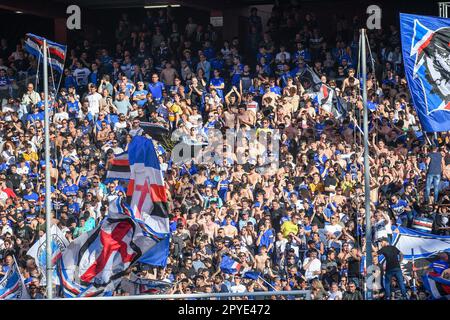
[61,157,74,174]
[210,77,224,97]
[62,184,79,196]
[231,73,241,87]
[259,229,275,252]
[68,202,80,216]
[0,76,9,88]
[23,192,39,202]
[390,199,409,216]
[148,81,164,102]
[67,101,79,118]
[133,90,148,107]
[27,112,44,123]
[218,179,230,201]
[430,260,449,275]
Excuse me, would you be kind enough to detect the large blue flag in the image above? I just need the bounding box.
[400,13,450,132]
[0,258,30,299]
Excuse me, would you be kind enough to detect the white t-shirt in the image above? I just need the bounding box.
[53,111,69,123]
[303,257,321,280]
[230,283,246,294]
[275,238,288,258]
[374,218,392,241]
[325,224,343,236]
[73,67,91,86]
[276,51,291,62]
[246,101,259,115]
[86,92,102,115]
[114,121,127,131]
[1,224,13,235]
[327,290,343,300]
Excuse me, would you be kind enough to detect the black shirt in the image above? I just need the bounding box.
[270,208,285,233]
[324,176,338,188]
[311,212,326,229]
[14,225,34,242]
[7,173,21,190]
[347,256,360,278]
[378,245,401,271]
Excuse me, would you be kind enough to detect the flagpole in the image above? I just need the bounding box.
[257,275,278,292]
[361,28,373,301]
[43,39,53,299]
[411,248,417,295]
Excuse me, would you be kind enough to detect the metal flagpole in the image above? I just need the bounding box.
[411,248,417,295]
[361,28,373,300]
[43,39,53,299]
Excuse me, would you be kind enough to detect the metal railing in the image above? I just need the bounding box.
[53,290,312,301]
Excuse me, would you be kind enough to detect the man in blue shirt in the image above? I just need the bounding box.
[132,81,148,107]
[23,184,39,203]
[148,73,165,103]
[67,196,80,216]
[66,94,80,119]
[62,178,79,197]
[257,220,275,254]
[26,106,44,125]
[389,194,412,227]
[268,78,281,95]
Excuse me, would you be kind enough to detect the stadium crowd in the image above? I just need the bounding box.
[0,5,449,300]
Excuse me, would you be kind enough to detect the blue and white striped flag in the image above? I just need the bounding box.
[422,273,450,299]
[0,258,30,299]
[24,33,66,74]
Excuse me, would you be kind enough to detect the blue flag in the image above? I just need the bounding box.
[139,236,170,267]
[242,271,261,280]
[220,255,241,274]
[400,13,450,132]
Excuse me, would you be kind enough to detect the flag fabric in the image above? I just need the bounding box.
[400,13,450,132]
[301,65,323,92]
[392,226,450,260]
[0,258,30,300]
[105,152,130,182]
[139,122,170,142]
[126,135,170,235]
[24,33,66,74]
[122,273,172,295]
[27,224,69,286]
[317,84,334,113]
[220,255,241,274]
[412,217,434,233]
[138,236,170,267]
[242,271,261,280]
[422,272,450,299]
[56,197,166,297]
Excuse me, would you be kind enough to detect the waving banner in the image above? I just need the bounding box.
[400,13,450,132]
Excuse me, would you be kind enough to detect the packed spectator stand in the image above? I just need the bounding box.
[0,5,449,300]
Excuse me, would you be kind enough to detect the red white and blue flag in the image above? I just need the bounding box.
[56,197,166,297]
[24,33,66,74]
[220,255,242,275]
[422,272,450,299]
[105,152,131,182]
[126,136,170,235]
